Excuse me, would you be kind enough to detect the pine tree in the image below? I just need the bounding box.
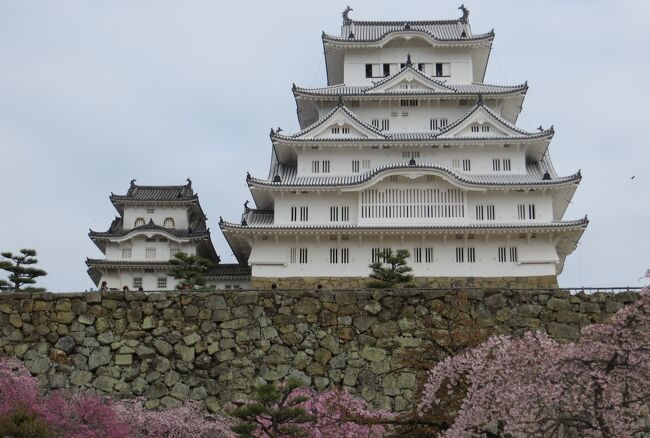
[367,249,413,288]
[231,379,314,438]
[167,252,213,290]
[0,249,47,292]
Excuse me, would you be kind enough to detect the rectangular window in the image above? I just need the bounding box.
[133,277,142,289]
[365,64,373,78]
[471,125,480,133]
[425,247,434,263]
[467,247,476,263]
[322,160,330,173]
[329,248,338,264]
[528,204,536,220]
[518,204,526,220]
[341,127,350,134]
[157,277,167,289]
[330,206,339,222]
[290,206,297,222]
[493,158,512,171]
[341,206,350,221]
[401,151,420,158]
[122,248,132,259]
[170,247,181,258]
[475,205,484,220]
[300,206,309,221]
[362,160,370,169]
[486,205,495,220]
[462,159,471,172]
[145,248,156,259]
[331,127,340,134]
[451,159,460,169]
[400,99,418,107]
[146,208,155,214]
[290,248,297,264]
[435,62,451,77]
[383,63,391,77]
[371,119,390,130]
[413,247,422,263]
[455,247,464,263]
[481,125,490,132]
[299,248,308,264]
[312,160,320,173]
[371,248,385,263]
[498,247,507,262]
[341,248,350,264]
[429,118,448,130]
[509,247,518,262]
[352,160,360,173]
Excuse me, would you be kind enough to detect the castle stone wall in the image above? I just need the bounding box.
[0,288,638,412]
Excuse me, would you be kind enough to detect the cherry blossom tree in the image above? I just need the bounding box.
[418,274,650,437]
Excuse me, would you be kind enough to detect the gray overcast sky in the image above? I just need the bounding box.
[0,1,648,291]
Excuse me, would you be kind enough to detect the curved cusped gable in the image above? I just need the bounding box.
[437,100,542,139]
[280,105,386,140]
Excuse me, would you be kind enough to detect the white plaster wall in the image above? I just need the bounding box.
[123,206,189,230]
[295,146,527,177]
[343,45,473,85]
[97,271,249,291]
[104,237,196,261]
[249,234,558,278]
[268,179,554,226]
[274,192,359,225]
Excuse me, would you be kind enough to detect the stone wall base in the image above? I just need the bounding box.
[250,275,559,290]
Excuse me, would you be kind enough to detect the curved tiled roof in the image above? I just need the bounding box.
[221,215,589,232]
[86,260,250,280]
[293,68,527,97]
[324,20,494,43]
[248,161,580,190]
[110,180,198,204]
[274,99,550,143]
[89,218,210,240]
[276,104,385,139]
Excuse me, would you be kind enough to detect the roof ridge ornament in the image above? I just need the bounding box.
[337,95,344,107]
[409,157,416,166]
[459,4,469,24]
[406,53,412,68]
[342,6,353,25]
[476,93,483,106]
[404,22,411,30]
[186,178,192,188]
[244,200,250,213]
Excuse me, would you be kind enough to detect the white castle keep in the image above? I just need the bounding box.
[87,180,250,290]
[219,6,587,288]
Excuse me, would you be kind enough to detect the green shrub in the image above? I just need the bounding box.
[0,404,55,438]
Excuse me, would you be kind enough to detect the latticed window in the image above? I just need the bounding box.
[134,217,145,227]
[145,248,156,259]
[122,248,131,259]
[163,217,175,228]
[132,277,142,289]
[157,277,167,289]
[361,188,465,219]
[299,248,308,264]
[170,247,181,258]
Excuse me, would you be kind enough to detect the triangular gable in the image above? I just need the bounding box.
[366,67,455,94]
[437,103,535,139]
[292,106,386,140]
